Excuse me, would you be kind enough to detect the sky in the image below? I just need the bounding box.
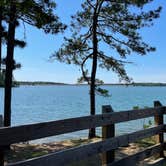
[2,0,166,84]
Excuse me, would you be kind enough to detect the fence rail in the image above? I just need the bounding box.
[0,107,164,146]
[109,143,165,166]
[7,125,165,166]
[0,101,165,166]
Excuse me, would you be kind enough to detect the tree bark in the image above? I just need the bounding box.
[0,6,2,70]
[4,1,16,126]
[88,10,98,139]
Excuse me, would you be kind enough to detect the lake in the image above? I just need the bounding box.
[0,85,166,143]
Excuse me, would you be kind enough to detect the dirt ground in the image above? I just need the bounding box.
[4,137,163,166]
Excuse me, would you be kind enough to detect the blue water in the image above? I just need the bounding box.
[0,85,166,143]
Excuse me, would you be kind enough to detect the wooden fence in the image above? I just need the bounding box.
[0,101,165,166]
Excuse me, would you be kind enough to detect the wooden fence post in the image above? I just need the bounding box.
[154,101,164,158]
[102,105,115,165]
[0,115,4,166]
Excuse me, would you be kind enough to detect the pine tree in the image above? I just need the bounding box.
[0,1,26,82]
[0,6,2,71]
[2,0,66,126]
[53,0,161,138]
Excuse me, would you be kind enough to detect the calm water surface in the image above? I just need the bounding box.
[0,85,166,142]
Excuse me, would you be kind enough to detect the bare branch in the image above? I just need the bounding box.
[87,0,95,9]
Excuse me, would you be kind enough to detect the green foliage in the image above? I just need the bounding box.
[133,106,153,129]
[136,136,156,148]
[133,106,139,110]
[132,105,155,147]
[0,0,66,34]
[96,87,110,97]
[16,0,66,34]
[52,1,161,138]
[0,70,20,87]
[77,71,110,97]
[143,120,152,129]
[1,0,66,127]
[52,0,161,94]
[137,118,156,148]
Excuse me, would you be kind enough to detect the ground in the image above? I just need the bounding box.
[4,136,165,166]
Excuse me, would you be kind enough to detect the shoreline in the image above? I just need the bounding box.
[13,82,166,87]
[5,137,157,165]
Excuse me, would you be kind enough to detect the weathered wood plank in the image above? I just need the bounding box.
[0,115,4,166]
[102,106,115,165]
[154,101,164,157]
[0,107,164,145]
[0,115,3,127]
[108,143,164,166]
[0,151,4,166]
[150,158,166,166]
[7,125,164,166]
[163,106,166,114]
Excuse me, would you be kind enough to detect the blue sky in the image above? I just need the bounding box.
[3,0,166,83]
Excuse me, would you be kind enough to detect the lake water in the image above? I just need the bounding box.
[0,85,166,143]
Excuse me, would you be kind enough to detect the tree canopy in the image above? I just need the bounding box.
[52,0,161,138]
[1,0,66,126]
[54,0,161,83]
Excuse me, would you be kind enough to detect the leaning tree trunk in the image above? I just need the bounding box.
[4,1,16,126]
[89,13,98,139]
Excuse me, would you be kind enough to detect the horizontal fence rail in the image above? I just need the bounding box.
[109,143,165,166]
[0,115,3,127]
[0,102,165,166]
[0,106,165,146]
[7,125,165,166]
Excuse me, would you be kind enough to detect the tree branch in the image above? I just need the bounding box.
[81,53,93,84]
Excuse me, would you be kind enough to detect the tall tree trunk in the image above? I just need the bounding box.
[89,13,98,139]
[0,6,2,70]
[4,1,16,126]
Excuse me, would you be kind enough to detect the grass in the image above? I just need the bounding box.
[136,136,156,148]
